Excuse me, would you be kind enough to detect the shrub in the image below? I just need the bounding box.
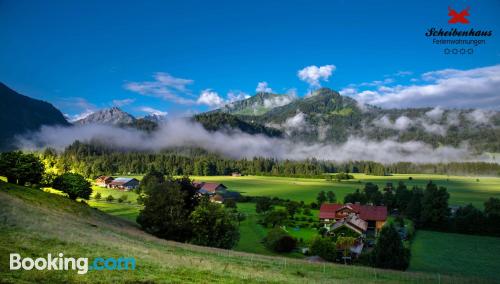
[264,228,297,253]
[94,192,102,200]
[224,198,237,208]
[309,237,337,261]
[118,194,128,203]
[105,195,114,202]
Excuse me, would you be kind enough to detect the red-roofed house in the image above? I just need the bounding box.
[320,203,388,233]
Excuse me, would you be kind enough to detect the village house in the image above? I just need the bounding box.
[108,177,140,190]
[319,203,388,235]
[193,182,228,203]
[95,176,114,187]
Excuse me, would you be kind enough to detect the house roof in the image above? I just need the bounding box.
[211,194,225,202]
[109,177,138,186]
[193,182,227,193]
[96,176,113,182]
[331,214,368,234]
[319,203,387,221]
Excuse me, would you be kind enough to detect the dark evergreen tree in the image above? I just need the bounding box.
[405,187,423,225]
[372,224,409,270]
[317,191,327,205]
[326,191,336,203]
[420,182,450,229]
[452,204,486,234]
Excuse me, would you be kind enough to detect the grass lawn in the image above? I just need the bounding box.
[234,203,272,255]
[190,174,500,208]
[235,203,316,258]
[409,230,500,280]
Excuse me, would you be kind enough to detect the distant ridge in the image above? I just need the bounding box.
[74,107,136,125]
[0,82,69,150]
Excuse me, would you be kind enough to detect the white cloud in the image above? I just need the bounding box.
[227,91,250,103]
[339,88,357,96]
[57,97,97,122]
[373,115,413,131]
[425,107,444,121]
[353,64,500,109]
[283,112,307,129]
[420,121,447,136]
[112,98,135,107]
[139,107,168,116]
[394,71,413,77]
[124,72,195,105]
[256,82,273,93]
[17,120,494,164]
[298,65,335,87]
[466,109,494,124]
[197,89,225,108]
[263,94,295,109]
[65,110,95,122]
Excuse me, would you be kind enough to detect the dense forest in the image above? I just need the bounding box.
[39,141,500,178]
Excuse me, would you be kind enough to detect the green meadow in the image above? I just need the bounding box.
[190,174,500,208]
[1,182,477,283]
[409,230,500,280]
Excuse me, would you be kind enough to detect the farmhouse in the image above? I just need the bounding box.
[193,182,227,195]
[108,177,139,190]
[95,176,114,187]
[319,203,388,234]
[193,182,233,203]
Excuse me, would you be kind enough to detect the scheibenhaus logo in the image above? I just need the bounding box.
[425,6,493,55]
[10,253,136,275]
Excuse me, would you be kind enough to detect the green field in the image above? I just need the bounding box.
[28,173,500,281]
[191,174,500,208]
[409,230,500,280]
[1,181,477,283]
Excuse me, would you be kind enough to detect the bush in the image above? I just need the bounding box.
[224,198,237,208]
[303,208,312,216]
[94,192,102,200]
[118,194,128,203]
[105,195,114,202]
[309,237,337,261]
[264,228,297,253]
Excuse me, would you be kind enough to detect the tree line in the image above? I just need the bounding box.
[37,141,500,179]
[341,181,500,237]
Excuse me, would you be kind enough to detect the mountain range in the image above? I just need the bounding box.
[1,82,499,153]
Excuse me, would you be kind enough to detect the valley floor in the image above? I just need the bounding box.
[0,182,480,283]
[15,173,500,282]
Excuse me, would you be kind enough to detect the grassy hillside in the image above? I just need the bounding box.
[410,230,500,280]
[0,181,486,283]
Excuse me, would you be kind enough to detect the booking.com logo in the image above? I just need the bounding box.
[10,253,136,275]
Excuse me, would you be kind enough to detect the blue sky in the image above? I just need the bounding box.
[1,0,499,119]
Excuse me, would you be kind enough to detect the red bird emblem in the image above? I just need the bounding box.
[448,6,470,24]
